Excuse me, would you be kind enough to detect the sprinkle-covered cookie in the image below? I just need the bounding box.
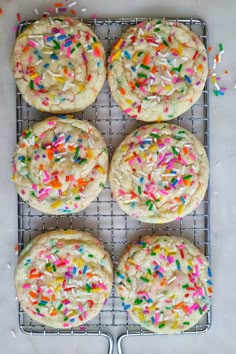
[15,230,113,328]
[109,123,209,223]
[12,116,108,214]
[12,16,106,113]
[116,235,213,333]
[108,19,208,122]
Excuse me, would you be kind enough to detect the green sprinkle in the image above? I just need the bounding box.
[183,322,190,325]
[55,158,61,162]
[174,135,183,141]
[29,80,34,90]
[52,265,56,272]
[151,252,156,256]
[147,268,152,275]
[36,308,40,313]
[182,284,189,288]
[148,203,154,211]
[199,308,203,314]
[74,147,80,160]
[93,37,97,42]
[140,64,150,70]
[53,40,60,50]
[183,175,192,180]
[165,306,173,310]
[140,276,149,283]
[145,199,151,206]
[38,302,46,306]
[99,182,105,188]
[219,43,223,51]
[156,20,162,24]
[163,39,168,47]
[176,259,181,270]
[134,298,143,305]
[158,323,165,328]
[154,27,160,32]
[45,263,51,267]
[171,146,178,155]
[213,89,219,96]
[79,158,87,164]
[137,73,147,78]
[76,42,81,48]
[135,83,140,88]
[127,278,131,283]
[88,254,94,258]
[138,186,142,194]
[86,284,91,293]
[71,48,76,54]
[75,196,81,200]
[178,131,186,134]
[25,131,32,139]
[173,64,182,72]
[64,317,68,322]
[57,304,63,310]
[150,133,160,139]
[137,51,143,57]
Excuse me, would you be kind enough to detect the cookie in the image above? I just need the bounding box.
[109,123,209,223]
[12,116,108,214]
[15,230,113,328]
[116,235,213,333]
[108,19,208,122]
[12,16,106,113]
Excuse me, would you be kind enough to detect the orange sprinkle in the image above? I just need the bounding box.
[14,244,18,252]
[49,181,62,189]
[174,301,184,309]
[171,48,179,56]
[208,46,212,52]
[41,296,50,302]
[155,44,166,52]
[39,164,44,170]
[50,309,58,316]
[77,178,88,187]
[208,287,213,293]
[160,278,166,286]
[51,294,56,302]
[130,192,137,200]
[183,147,189,155]
[124,264,129,271]
[0,8,3,15]
[174,197,181,203]
[47,149,53,160]
[70,9,76,15]
[93,46,101,57]
[142,54,150,66]
[20,143,26,148]
[151,66,157,74]
[29,273,43,279]
[23,45,31,53]
[128,81,135,90]
[224,70,228,74]
[119,87,126,95]
[54,2,64,7]
[86,272,93,278]
[215,54,219,63]
[161,65,167,71]
[68,145,76,152]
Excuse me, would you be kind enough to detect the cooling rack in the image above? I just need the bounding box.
[16,17,210,354]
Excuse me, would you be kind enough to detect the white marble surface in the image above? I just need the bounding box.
[0,0,235,353]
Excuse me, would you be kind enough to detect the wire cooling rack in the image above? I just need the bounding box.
[16,17,210,354]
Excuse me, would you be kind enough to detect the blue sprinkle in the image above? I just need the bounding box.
[137,241,146,247]
[218,90,224,96]
[47,36,54,42]
[173,179,178,186]
[97,61,101,67]
[87,45,92,50]
[170,170,177,175]
[184,75,192,84]
[207,280,213,285]
[123,304,131,311]
[18,156,25,161]
[208,267,212,277]
[58,35,67,40]
[50,54,59,60]
[117,272,124,279]
[73,267,77,274]
[180,197,185,204]
[124,50,131,59]
[38,85,44,89]
[57,115,67,119]
[70,318,75,322]
[65,135,71,142]
[140,177,144,183]
[52,135,58,142]
[64,40,72,47]
[44,63,50,68]
[151,316,155,323]
[131,66,136,72]
[131,201,137,208]
[109,64,113,69]
[157,271,164,278]
[82,265,88,274]
[154,265,160,271]
[187,265,193,271]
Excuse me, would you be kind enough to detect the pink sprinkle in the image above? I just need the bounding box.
[13,26,17,33]
[159,189,168,196]
[22,283,30,288]
[98,282,107,290]
[128,158,135,165]
[118,189,126,195]
[167,255,174,264]
[92,14,97,19]
[66,47,71,58]
[172,77,178,84]
[196,256,203,265]
[196,81,201,85]
[178,243,185,249]
[78,305,83,312]
[28,56,33,63]
[123,108,132,114]
[159,254,165,261]
[43,171,50,183]
[189,153,196,161]
[82,53,87,63]
[186,68,194,75]
[63,323,69,327]
[74,203,78,208]
[139,86,146,93]
[35,155,40,161]
[164,138,171,143]
[28,40,37,48]
[47,121,55,126]
[83,311,88,319]
[38,192,49,201]
[34,77,41,84]
[13,164,17,173]
[32,184,37,191]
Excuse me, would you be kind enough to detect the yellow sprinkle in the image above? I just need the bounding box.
[11,175,16,181]
[132,307,140,313]
[127,258,136,266]
[148,146,157,153]
[132,52,139,62]
[157,116,163,122]
[148,304,156,311]
[79,258,83,268]
[212,76,217,84]
[177,204,184,215]
[114,38,123,50]
[112,50,121,60]
[126,99,132,105]
[86,149,93,159]
[164,85,171,91]
[55,285,61,293]
[178,44,183,55]
[139,313,145,321]
[97,166,105,174]
[30,73,38,80]
[171,321,179,329]
[77,84,85,92]
[169,294,176,299]
[55,77,65,83]
[65,229,75,234]
[72,187,79,194]
[150,85,157,93]
[187,259,193,267]
[50,200,62,209]
[91,288,101,293]
[68,310,77,318]
[56,277,64,283]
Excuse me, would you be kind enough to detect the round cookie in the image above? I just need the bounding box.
[15,230,113,328]
[109,123,209,223]
[12,116,108,214]
[12,16,106,113]
[116,235,213,333]
[108,19,208,122]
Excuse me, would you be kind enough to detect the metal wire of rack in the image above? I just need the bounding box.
[16,17,210,354]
